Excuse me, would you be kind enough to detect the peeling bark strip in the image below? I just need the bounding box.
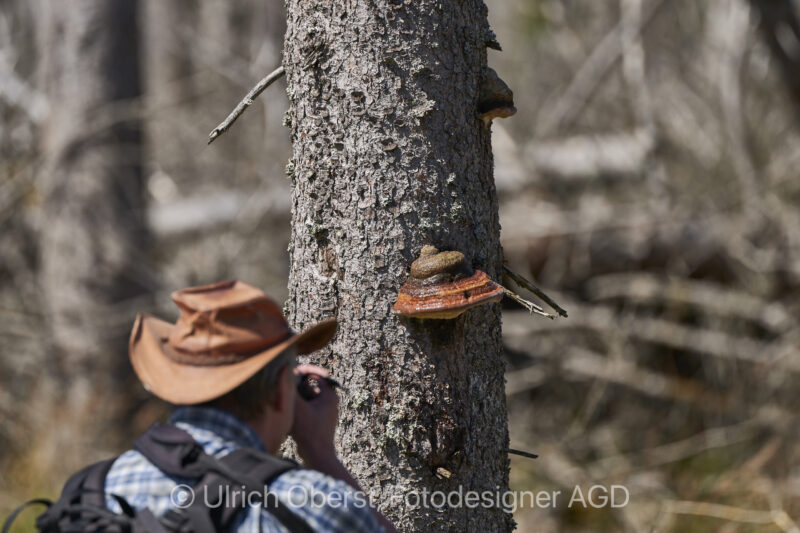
[284,1,511,531]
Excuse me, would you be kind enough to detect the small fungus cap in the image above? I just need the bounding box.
[394,244,503,319]
[478,67,516,122]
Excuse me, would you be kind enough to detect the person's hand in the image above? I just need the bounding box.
[291,364,339,467]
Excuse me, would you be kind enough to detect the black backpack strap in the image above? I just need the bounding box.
[1,499,51,533]
[133,423,209,478]
[3,424,314,533]
[32,456,170,533]
[35,458,127,532]
[219,449,314,533]
[132,509,170,533]
[76,457,117,508]
[6,447,177,533]
[220,447,299,481]
[168,450,313,533]
[134,423,313,533]
[134,423,267,490]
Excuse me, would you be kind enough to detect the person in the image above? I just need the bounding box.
[105,279,397,532]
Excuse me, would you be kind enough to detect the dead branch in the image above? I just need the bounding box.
[207,65,285,144]
[503,265,568,317]
[502,285,555,319]
[507,448,539,460]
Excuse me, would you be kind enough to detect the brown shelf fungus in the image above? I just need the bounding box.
[477,67,516,124]
[393,245,504,319]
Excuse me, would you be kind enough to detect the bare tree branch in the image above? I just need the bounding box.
[503,265,568,317]
[502,285,555,319]
[207,65,285,144]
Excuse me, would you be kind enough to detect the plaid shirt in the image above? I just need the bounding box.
[104,407,381,532]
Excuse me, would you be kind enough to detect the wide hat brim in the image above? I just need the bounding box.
[129,314,336,405]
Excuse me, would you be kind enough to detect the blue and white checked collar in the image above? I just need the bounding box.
[169,406,266,454]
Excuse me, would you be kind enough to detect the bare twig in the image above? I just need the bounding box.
[508,448,539,459]
[503,265,568,317]
[502,285,555,319]
[207,65,285,144]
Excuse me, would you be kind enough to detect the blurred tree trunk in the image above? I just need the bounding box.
[36,0,148,473]
[750,0,800,117]
[284,1,512,531]
[143,0,199,186]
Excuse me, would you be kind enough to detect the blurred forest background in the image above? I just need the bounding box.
[3,0,800,531]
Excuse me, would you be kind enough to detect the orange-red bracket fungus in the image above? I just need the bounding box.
[393,245,504,319]
[478,67,516,124]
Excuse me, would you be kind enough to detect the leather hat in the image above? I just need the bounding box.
[129,280,336,404]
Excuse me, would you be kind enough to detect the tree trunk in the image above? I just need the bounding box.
[283,1,512,531]
[749,0,800,119]
[37,0,148,473]
[143,0,199,186]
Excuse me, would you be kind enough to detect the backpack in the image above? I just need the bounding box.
[2,423,314,533]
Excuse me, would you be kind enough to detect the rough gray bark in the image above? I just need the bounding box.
[37,0,148,470]
[284,1,512,531]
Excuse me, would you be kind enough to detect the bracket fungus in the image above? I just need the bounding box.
[477,67,516,124]
[393,245,504,319]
